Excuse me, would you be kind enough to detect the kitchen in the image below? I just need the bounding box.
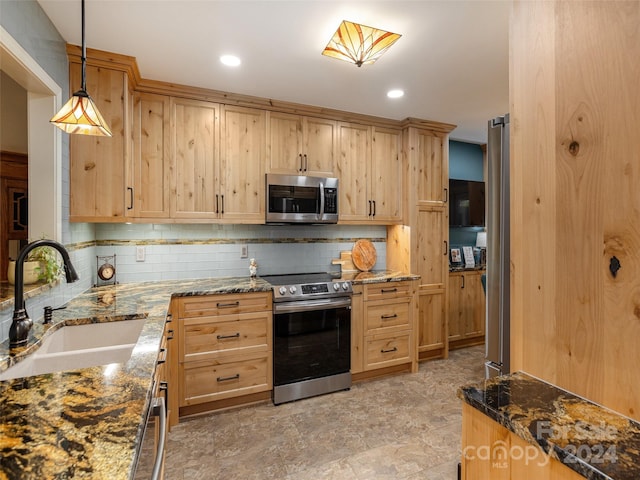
[3,1,640,480]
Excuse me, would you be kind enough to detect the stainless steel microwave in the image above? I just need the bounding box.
[266,173,339,224]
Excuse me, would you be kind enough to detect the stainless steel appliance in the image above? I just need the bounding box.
[266,173,339,224]
[133,389,166,480]
[263,273,352,404]
[485,114,510,378]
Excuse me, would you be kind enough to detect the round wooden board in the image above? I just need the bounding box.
[352,239,377,271]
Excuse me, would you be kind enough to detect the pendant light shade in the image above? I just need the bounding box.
[50,0,112,137]
[322,20,401,67]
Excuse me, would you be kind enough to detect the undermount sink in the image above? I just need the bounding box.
[0,319,147,381]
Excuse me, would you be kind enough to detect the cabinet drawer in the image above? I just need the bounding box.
[364,333,411,370]
[364,281,412,301]
[177,292,271,318]
[180,353,270,406]
[180,312,271,361]
[365,300,410,333]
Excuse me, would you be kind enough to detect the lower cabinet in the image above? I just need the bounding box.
[174,292,272,412]
[461,404,585,479]
[448,270,485,350]
[352,280,418,376]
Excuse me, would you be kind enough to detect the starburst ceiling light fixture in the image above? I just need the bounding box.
[50,0,112,136]
[322,20,401,67]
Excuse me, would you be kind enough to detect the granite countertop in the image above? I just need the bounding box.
[0,271,413,479]
[0,276,271,480]
[459,371,640,480]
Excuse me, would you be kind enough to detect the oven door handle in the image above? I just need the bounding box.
[274,297,351,314]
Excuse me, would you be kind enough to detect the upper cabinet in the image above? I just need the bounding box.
[219,105,267,223]
[414,129,448,204]
[170,98,220,219]
[337,122,402,224]
[69,63,129,222]
[267,112,337,177]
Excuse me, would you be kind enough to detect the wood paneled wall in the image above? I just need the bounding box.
[511,1,640,420]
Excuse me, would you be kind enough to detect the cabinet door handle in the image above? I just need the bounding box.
[368,200,372,217]
[461,275,465,289]
[157,348,167,364]
[444,240,448,256]
[166,329,174,340]
[221,194,224,214]
[215,194,219,214]
[444,187,448,203]
[381,313,398,320]
[303,154,308,172]
[381,347,398,354]
[166,313,173,323]
[381,288,398,294]
[217,332,241,340]
[217,374,240,382]
[217,301,240,308]
[127,187,134,210]
[299,154,303,172]
[372,200,376,217]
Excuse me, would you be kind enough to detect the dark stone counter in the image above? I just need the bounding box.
[459,371,640,480]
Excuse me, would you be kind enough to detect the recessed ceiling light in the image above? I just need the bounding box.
[220,55,241,67]
[387,89,404,99]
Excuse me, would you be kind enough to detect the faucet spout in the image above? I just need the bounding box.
[9,239,79,348]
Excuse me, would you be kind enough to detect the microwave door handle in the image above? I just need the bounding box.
[319,181,325,221]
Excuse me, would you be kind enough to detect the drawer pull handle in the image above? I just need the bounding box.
[217,374,240,382]
[166,313,173,323]
[157,348,167,364]
[381,288,398,294]
[381,314,398,320]
[381,347,398,354]
[167,329,174,340]
[217,333,241,340]
[217,301,240,308]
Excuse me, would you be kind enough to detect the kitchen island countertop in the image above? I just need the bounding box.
[459,371,640,480]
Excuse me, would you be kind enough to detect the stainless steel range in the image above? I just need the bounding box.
[262,273,352,405]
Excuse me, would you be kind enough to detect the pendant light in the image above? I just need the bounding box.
[50,0,112,136]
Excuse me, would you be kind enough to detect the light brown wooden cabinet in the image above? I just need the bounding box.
[175,292,272,410]
[350,284,365,374]
[448,270,485,349]
[69,63,129,222]
[267,112,337,177]
[461,404,585,480]
[337,122,402,223]
[416,290,447,357]
[130,92,171,218]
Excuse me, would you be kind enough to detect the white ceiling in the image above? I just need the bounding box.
[37,0,510,144]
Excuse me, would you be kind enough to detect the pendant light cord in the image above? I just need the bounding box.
[81,0,86,92]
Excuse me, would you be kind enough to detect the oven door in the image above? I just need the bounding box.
[273,297,351,404]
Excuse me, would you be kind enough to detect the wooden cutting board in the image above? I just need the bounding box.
[352,239,377,271]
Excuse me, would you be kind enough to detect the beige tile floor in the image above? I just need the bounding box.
[165,346,485,480]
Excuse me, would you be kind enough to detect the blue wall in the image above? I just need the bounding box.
[449,140,485,248]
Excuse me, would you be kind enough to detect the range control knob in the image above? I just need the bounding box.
[278,287,287,296]
[342,282,350,290]
[333,283,340,291]
[289,286,297,294]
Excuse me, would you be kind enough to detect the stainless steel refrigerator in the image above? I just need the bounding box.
[485,114,510,378]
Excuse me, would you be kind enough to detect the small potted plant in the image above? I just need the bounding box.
[7,245,63,285]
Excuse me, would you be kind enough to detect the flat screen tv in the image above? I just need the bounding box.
[449,179,485,227]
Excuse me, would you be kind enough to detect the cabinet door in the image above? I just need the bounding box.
[336,122,371,222]
[303,117,337,176]
[132,92,171,218]
[171,98,220,219]
[371,127,403,223]
[416,130,448,203]
[417,290,446,354]
[415,205,447,288]
[69,64,127,221]
[448,274,464,342]
[465,271,485,338]
[350,285,364,374]
[266,112,303,174]
[220,106,266,223]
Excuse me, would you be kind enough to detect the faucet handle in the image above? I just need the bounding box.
[43,305,67,324]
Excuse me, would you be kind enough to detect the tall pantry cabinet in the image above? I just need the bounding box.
[387,120,456,361]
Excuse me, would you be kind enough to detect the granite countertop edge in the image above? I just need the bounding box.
[459,371,640,480]
[0,272,416,479]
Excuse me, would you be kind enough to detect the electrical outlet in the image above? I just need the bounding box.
[136,246,145,262]
[240,245,248,258]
